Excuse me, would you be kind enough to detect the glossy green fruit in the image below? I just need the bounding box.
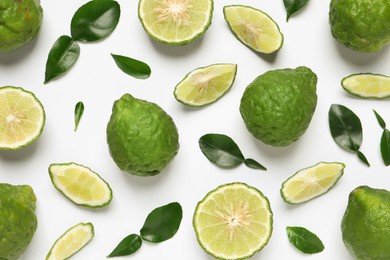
[0,0,43,53]
[240,66,317,147]
[107,94,179,176]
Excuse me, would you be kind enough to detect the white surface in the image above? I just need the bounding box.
[1,0,390,259]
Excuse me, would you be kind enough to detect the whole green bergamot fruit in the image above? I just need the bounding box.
[107,94,179,176]
[341,186,390,260]
[329,0,390,52]
[0,0,43,53]
[240,66,317,147]
[0,183,37,259]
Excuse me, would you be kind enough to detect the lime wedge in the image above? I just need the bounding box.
[138,0,213,45]
[174,63,237,106]
[49,162,113,208]
[0,86,45,150]
[193,182,273,260]
[342,73,390,99]
[224,5,283,54]
[281,162,345,204]
[46,222,94,260]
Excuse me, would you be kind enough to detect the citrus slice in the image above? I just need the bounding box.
[224,5,283,54]
[174,63,237,106]
[193,182,273,260]
[138,0,214,45]
[46,222,94,260]
[49,162,113,208]
[0,86,45,150]
[281,162,345,204]
[342,73,390,99]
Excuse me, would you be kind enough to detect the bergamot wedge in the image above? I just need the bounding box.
[342,73,390,99]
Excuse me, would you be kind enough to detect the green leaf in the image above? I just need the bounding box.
[111,54,151,79]
[199,134,245,167]
[107,234,142,257]
[381,129,390,166]
[140,202,182,243]
[283,0,310,21]
[286,226,324,254]
[44,35,80,84]
[373,110,386,129]
[356,151,370,167]
[71,0,120,42]
[244,158,267,171]
[74,101,84,131]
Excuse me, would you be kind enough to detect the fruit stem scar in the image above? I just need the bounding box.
[154,0,193,26]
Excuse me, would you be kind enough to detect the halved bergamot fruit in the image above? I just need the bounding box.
[46,222,94,260]
[224,5,283,54]
[281,162,345,204]
[0,86,45,150]
[193,182,273,260]
[342,73,390,99]
[49,162,112,208]
[138,0,213,45]
[174,63,237,106]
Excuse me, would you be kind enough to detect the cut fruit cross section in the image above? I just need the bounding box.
[342,73,390,99]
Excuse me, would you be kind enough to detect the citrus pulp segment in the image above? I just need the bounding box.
[193,182,273,260]
[138,0,213,45]
[49,162,112,208]
[223,5,283,54]
[174,63,237,106]
[46,222,94,260]
[342,73,390,99]
[281,162,345,204]
[0,86,45,150]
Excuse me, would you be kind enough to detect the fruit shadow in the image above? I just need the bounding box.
[149,36,204,57]
[0,36,40,65]
[0,140,40,161]
[252,50,278,64]
[334,42,389,66]
[250,136,301,161]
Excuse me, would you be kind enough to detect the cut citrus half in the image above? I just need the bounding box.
[138,0,214,45]
[224,5,283,54]
[281,162,345,204]
[342,73,390,99]
[193,182,273,260]
[0,86,45,150]
[49,162,113,208]
[46,222,94,260]
[174,63,237,106]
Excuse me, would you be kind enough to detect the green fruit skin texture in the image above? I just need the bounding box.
[107,94,179,176]
[341,186,390,260]
[240,66,317,147]
[0,183,37,259]
[329,0,390,52]
[0,0,43,53]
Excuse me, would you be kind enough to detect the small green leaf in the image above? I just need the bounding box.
[140,202,182,243]
[356,151,370,167]
[44,35,80,84]
[111,54,151,79]
[71,0,121,42]
[244,158,267,171]
[381,129,390,166]
[373,110,386,129]
[74,101,84,131]
[199,134,245,167]
[107,234,142,257]
[283,0,310,21]
[286,226,324,254]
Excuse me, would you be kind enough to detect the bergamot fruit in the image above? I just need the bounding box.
[341,186,390,260]
[240,66,317,147]
[329,0,390,52]
[0,183,37,259]
[0,0,43,53]
[107,94,179,176]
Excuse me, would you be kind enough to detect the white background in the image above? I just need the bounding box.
[1,0,390,259]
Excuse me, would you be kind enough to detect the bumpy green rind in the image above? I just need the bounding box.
[0,183,37,259]
[0,0,43,53]
[240,66,317,147]
[138,0,214,45]
[341,186,390,259]
[341,73,390,99]
[329,0,390,52]
[107,94,179,176]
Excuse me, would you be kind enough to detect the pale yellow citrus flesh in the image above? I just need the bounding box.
[193,183,272,259]
[342,74,390,98]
